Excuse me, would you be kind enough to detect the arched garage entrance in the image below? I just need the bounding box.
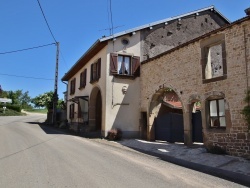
[148,88,184,142]
[89,87,102,133]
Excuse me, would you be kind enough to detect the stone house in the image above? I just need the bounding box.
[140,12,250,158]
[61,6,229,138]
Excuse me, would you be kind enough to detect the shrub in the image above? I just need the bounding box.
[106,128,122,141]
[0,104,21,112]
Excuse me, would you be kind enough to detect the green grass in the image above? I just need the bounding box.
[0,108,48,116]
[0,109,25,116]
[23,108,48,114]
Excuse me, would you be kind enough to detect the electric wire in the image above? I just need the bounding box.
[36,0,57,43]
[0,73,53,80]
[0,43,55,55]
[36,1,69,73]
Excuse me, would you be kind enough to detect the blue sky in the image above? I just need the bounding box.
[0,1,249,100]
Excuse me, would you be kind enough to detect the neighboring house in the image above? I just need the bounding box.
[140,10,250,158]
[61,6,229,138]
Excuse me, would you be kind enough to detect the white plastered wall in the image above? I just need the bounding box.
[104,32,141,137]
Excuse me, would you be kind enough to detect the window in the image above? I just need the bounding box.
[70,78,76,95]
[208,99,226,128]
[79,69,87,89]
[201,34,227,83]
[90,58,101,83]
[69,103,75,119]
[110,53,140,77]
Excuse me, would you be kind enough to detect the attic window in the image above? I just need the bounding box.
[121,38,129,46]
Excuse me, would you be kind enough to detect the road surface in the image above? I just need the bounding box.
[0,114,246,188]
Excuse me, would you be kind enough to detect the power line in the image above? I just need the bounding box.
[0,73,53,80]
[0,43,56,55]
[36,0,57,43]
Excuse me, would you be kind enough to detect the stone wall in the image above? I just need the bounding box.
[141,18,250,159]
[141,10,228,61]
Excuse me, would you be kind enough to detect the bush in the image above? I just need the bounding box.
[0,104,21,112]
[106,128,122,141]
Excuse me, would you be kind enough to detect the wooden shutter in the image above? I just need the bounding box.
[132,56,140,77]
[83,69,87,87]
[110,53,118,75]
[70,103,74,119]
[90,64,93,82]
[97,58,101,79]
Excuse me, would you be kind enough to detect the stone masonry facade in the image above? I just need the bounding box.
[140,17,250,159]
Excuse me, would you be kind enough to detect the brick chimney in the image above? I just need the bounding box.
[245,8,250,16]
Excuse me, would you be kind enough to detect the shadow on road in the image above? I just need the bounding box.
[26,121,70,135]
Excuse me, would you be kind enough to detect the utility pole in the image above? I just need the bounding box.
[52,42,59,126]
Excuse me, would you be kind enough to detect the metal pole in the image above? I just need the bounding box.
[53,42,59,126]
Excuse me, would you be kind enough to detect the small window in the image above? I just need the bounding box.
[79,69,87,89]
[90,58,101,83]
[110,53,140,77]
[201,34,227,83]
[208,99,226,128]
[121,38,129,45]
[69,103,75,119]
[70,78,76,95]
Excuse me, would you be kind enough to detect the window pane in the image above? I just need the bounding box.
[118,56,123,74]
[210,100,217,116]
[210,117,220,127]
[219,117,226,127]
[218,99,225,116]
[124,56,131,75]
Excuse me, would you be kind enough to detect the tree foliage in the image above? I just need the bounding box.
[31,91,54,109]
[0,89,32,109]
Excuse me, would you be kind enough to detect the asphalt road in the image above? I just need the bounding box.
[0,114,246,188]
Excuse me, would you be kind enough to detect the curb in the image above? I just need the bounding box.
[127,146,250,187]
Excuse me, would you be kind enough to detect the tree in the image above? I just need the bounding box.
[0,89,32,109]
[31,91,54,109]
[20,91,32,109]
[31,91,65,110]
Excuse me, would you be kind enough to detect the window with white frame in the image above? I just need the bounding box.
[208,99,226,128]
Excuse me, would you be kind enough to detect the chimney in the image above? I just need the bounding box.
[245,8,250,16]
